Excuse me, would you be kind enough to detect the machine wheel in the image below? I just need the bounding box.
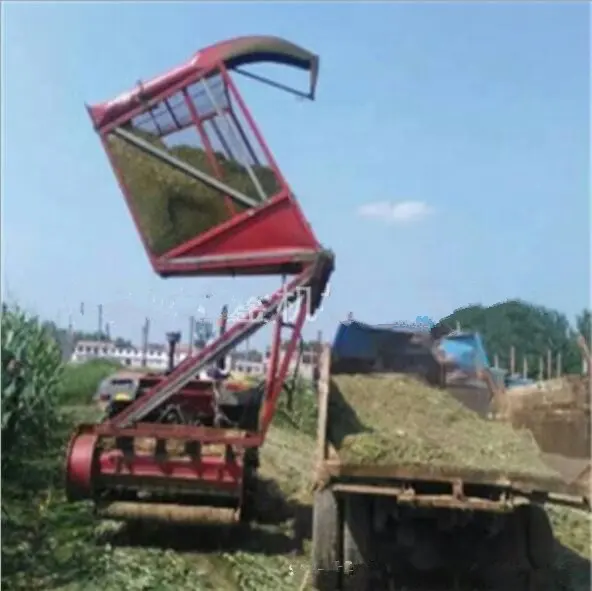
[311,487,341,591]
[342,495,373,591]
[516,503,555,568]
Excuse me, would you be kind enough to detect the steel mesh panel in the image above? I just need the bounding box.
[131,74,229,137]
[108,71,285,258]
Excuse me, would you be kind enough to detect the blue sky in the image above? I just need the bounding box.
[2,2,590,347]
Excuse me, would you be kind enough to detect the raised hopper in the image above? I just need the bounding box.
[87,35,322,277]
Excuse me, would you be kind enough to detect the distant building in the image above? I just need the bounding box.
[70,339,317,380]
[70,339,192,371]
[231,347,318,380]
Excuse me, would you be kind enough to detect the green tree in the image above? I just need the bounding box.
[576,308,591,349]
[440,299,582,377]
[114,337,133,348]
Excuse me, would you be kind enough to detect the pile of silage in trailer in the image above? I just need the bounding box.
[107,130,280,257]
[327,373,558,477]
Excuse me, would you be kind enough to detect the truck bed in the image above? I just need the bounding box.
[315,345,590,510]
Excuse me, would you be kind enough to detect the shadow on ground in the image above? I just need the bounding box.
[552,542,591,591]
[100,475,313,557]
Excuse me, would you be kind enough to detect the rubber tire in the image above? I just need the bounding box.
[518,504,555,591]
[490,506,554,591]
[342,495,373,591]
[516,504,555,569]
[311,488,341,591]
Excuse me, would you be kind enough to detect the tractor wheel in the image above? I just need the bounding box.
[342,495,373,591]
[311,488,341,591]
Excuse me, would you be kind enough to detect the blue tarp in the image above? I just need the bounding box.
[333,322,490,371]
[438,332,490,372]
[332,321,385,360]
[332,320,535,388]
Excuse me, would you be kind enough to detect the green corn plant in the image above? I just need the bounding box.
[1,305,64,484]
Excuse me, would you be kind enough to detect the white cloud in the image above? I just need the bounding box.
[357,200,435,225]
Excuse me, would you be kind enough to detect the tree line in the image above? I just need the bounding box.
[438,300,591,377]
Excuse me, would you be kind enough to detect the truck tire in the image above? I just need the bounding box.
[312,488,341,591]
[487,505,554,591]
[516,504,554,568]
[518,504,554,591]
[342,495,373,591]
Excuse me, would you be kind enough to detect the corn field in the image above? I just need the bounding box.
[1,305,64,483]
[1,306,102,590]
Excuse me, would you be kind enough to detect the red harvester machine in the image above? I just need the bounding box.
[65,35,334,524]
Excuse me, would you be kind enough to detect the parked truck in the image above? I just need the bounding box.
[311,324,589,591]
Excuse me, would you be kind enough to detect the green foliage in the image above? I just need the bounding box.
[274,378,318,437]
[441,300,589,377]
[1,306,104,590]
[576,309,592,350]
[113,337,133,349]
[58,359,122,405]
[1,306,64,481]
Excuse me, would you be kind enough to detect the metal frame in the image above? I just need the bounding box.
[66,253,333,506]
[66,37,332,516]
[93,55,316,278]
[89,52,320,276]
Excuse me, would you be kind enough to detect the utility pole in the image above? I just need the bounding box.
[65,314,74,362]
[188,316,195,355]
[98,304,103,340]
[141,318,150,368]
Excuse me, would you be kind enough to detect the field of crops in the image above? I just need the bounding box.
[1,306,590,590]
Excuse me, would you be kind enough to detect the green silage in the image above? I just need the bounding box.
[107,130,279,257]
[328,373,558,478]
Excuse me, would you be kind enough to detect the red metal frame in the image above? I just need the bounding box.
[66,36,332,516]
[88,36,321,279]
[65,258,331,507]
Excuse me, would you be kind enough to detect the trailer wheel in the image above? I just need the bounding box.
[518,504,554,591]
[311,488,341,591]
[342,495,373,591]
[517,504,554,569]
[489,505,554,591]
